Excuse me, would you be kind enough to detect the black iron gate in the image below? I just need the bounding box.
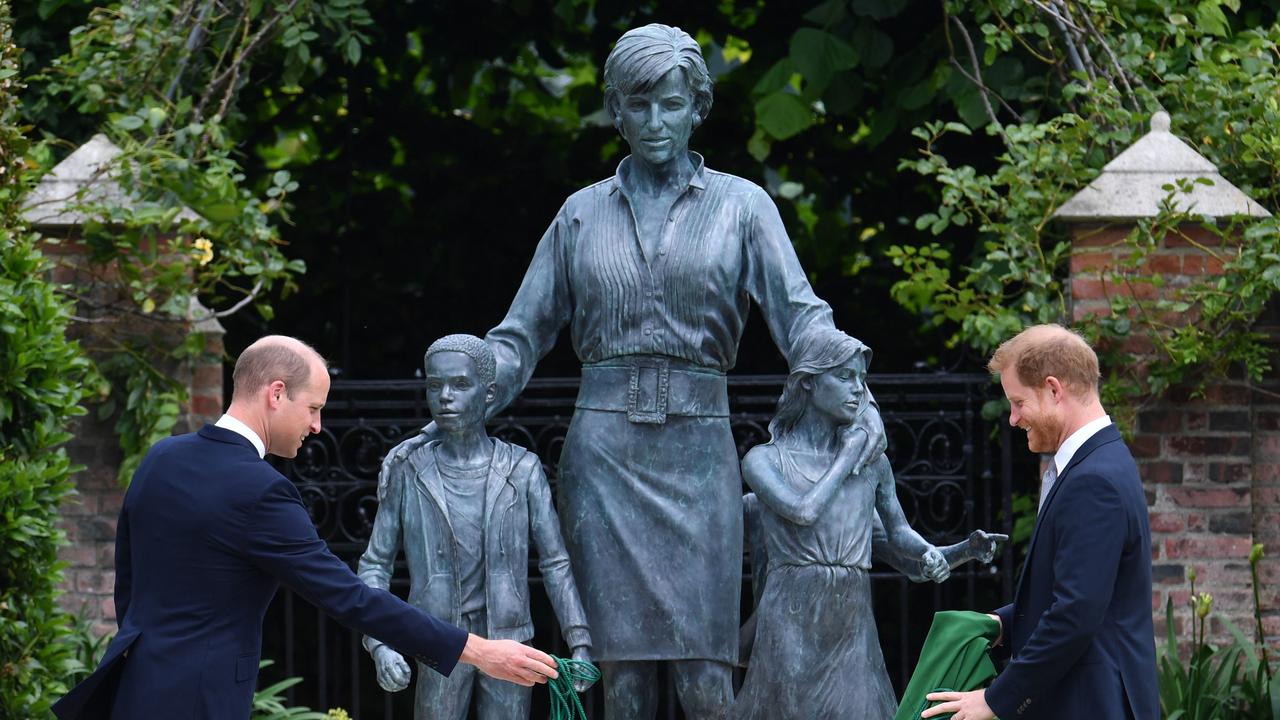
[263,373,1025,719]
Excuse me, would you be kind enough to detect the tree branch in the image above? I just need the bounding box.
[1078,6,1143,109]
[948,15,1025,131]
[1029,0,1086,77]
[194,0,300,122]
[163,0,215,103]
[1025,0,1083,33]
[1054,1,1097,83]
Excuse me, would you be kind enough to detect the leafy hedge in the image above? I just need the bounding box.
[0,0,98,714]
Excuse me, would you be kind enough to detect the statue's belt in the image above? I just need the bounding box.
[576,358,729,424]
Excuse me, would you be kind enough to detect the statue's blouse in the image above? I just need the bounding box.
[485,153,835,412]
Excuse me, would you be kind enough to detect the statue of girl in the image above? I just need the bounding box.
[732,329,1004,719]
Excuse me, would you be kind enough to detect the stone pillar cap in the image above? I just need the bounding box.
[20,133,200,228]
[1053,111,1270,221]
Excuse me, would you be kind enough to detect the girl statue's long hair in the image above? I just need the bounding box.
[768,329,871,442]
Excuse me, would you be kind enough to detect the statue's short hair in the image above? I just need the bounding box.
[604,24,713,125]
[232,336,325,400]
[424,334,496,386]
[988,324,1100,397]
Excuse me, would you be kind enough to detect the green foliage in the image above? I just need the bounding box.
[251,660,339,720]
[61,616,111,687]
[887,1,1280,423]
[0,2,97,713]
[18,0,350,482]
[1158,547,1280,719]
[95,345,186,484]
[0,452,80,717]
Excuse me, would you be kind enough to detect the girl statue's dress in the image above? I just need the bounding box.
[733,448,900,719]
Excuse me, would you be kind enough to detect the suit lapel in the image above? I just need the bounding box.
[408,440,452,534]
[1012,424,1123,598]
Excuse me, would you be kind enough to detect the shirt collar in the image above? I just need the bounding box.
[1053,414,1111,476]
[609,152,708,197]
[215,413,266,459]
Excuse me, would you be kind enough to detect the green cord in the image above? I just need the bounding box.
[547,655,600,720]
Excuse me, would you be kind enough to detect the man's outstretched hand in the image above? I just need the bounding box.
[459,635,559,687]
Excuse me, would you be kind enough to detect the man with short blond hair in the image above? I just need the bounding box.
[988,324,1100,400]
[924,323,1158,720]
[54,335,559,720]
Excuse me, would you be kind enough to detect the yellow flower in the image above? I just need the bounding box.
[192,237,214,266]
[326,709,351,720]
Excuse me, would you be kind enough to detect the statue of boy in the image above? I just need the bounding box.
[358,334,593,719]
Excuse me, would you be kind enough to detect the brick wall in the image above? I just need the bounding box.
[1069,222,1279,643]
[46,235,225,632]
[1251,374,1280,641]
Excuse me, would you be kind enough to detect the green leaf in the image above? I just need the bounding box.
[755,91,814,141]
[1194,1,1230,36]
[789,28,858,91]
[852,23,894,70]
[37,0,73,20]
[146,107,166,129]
[200,203,240,222]
[747,128,772,162]
[112,114,144,131]
[752,59,796,96]
[345,37,362,65]
[803,0,847,26]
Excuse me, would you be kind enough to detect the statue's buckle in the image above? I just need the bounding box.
[626,357,669,424]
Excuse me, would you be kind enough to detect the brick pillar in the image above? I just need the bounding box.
[45,237,225,632]
[1069,222,1275,642]
[1252,366,1280,641]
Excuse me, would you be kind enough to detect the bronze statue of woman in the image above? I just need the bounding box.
[390,24,885,719]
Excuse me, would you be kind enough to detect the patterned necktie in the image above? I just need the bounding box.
[1038,462,1058,513]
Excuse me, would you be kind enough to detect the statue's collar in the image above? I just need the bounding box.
[610,152,707,197]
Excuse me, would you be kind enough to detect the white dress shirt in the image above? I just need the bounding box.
[1037,414,1112,513]
[214,413,266,459]
[1053,414,1112,476]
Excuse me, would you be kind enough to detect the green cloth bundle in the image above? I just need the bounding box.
[894,610,1001,720]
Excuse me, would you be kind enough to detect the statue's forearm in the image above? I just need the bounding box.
[881,516,932,557]
[939,540,976,569]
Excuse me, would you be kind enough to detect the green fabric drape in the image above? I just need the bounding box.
[895,610,1002,720]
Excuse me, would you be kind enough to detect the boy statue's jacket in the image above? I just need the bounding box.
[359,438,591,651]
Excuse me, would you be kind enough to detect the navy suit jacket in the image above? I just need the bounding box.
[53,425,468,719]
[987,424,1159,720]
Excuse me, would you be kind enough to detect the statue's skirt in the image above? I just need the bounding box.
[731,566,897,719]
[556,408,742,663]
